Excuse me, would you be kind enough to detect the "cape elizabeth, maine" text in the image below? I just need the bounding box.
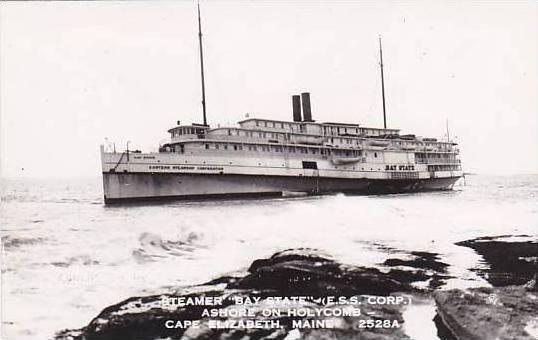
[161,295,407,330]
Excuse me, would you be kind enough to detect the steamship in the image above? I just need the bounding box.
[100,4,463,204]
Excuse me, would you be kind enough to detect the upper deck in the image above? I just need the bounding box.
[237,118,400,137]
[161,92,459,156]
[164,118,458,155]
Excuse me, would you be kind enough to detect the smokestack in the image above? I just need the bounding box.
[292,95,302,122]
[301,92,313,122]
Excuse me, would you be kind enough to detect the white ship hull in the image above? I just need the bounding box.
[102,172,460,203]
[101,149,462,204]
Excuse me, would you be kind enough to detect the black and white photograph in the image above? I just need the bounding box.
[0,1,536,339]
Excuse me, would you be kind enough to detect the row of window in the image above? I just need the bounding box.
[171,128,206,137]
[251,120,386,136]
[226,129,376,146]
[203,143,362,157]
[416,153,457,159]
[324,126,383,136]
[253,121,305,131]
[427,165,462,171]
[225,129,453,151]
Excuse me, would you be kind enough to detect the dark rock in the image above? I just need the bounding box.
[433,314,458,340]
[56,239,538,340]
[456,234,537,286]
[428,274,451,290]
[382,268,429,285]
[247,248,334,273]
[232,248,414,296]
[202,275,242,286]
[434,285,538,340]
[384,251,449,273]
[382,250,452,289]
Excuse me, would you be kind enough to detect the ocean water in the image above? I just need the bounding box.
[1,174,537,340]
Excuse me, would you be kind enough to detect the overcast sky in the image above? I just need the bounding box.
[1,1,536,178]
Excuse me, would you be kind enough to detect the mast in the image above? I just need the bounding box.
[197,1,207,126]
[379,36,387,129]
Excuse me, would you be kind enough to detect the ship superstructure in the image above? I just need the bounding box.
[99,4,462,204]
[101,92,462,203]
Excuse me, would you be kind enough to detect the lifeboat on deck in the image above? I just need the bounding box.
[369,140,390,147]
[330,157,364,165]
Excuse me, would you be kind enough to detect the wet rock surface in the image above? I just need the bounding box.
[456,234,537,286]
[383,251,449,273]
[433,234,538,340]
[55,234,538,340]
[56,249,435,340]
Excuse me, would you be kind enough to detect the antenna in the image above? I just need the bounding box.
[197,1,207,126]
[446,119,450,142]
[379,36,387,129]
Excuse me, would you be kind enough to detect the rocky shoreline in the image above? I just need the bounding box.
[434,234,537,340]
[56,235,537,340]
